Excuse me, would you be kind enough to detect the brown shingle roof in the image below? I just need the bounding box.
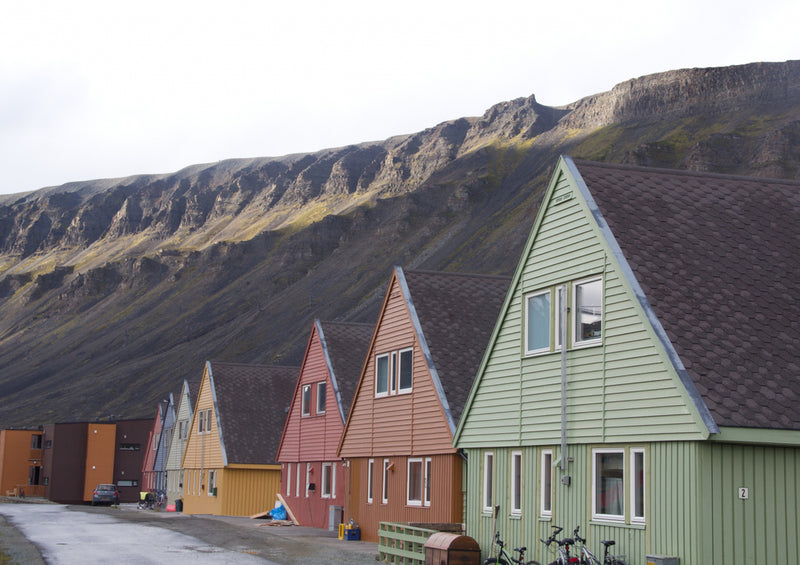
[208,362,299,465]
[400,269,511,429]
[573,158,800,430]
[317,320,373,421]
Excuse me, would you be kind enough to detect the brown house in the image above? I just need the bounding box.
[0,429,43,497]
[276,320,373,529]
[337,267,510,541]
[181,361,299,516]
[41,419,152,504]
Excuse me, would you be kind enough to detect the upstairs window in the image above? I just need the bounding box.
[376,355,390,396]
[301,385,311,416]
[31,434,42,449]
[375,348,414,397]
[316,382,326,414]
[525,290,551,354]
[574,277,602,345]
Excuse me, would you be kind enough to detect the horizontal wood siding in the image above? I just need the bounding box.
[166,386,192,502]
[349,454,463,542]
[339,276,454,458]
[182,372,224,470]
[221,467,281,517]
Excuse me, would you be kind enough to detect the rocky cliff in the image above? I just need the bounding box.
[0,60,798,426]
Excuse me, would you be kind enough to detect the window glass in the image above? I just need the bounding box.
[483,452,494,512]
[526,291,550,353]
[632,449,645,522]
[286,463,292,496]
[322,463,332,497]
[367,459,374,503]
[316,382,326,414]
[399,349,413,391]
[424,459,431,506]
[594,450,624,518]
[301,385,311,416]
[541,450,552,516]
[575,278,602,343]
[198,410,205,433]
[376,355,389,396]
[407,459,423,505]
[382,459,390,503]
[511,452,522,514]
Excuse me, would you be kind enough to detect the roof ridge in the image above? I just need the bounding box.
[404,268,512,281]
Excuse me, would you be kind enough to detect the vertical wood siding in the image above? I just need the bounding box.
[279,460,347,528]
[348,454,463,542]
[222,467,282,517]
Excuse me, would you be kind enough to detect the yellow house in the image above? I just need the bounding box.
[181,361,299,516]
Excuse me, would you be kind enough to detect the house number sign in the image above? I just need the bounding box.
[738,487,749,500]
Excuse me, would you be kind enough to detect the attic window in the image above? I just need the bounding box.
[316,382,326,414]
[375,348,414,397]
[301,385,311,416]
[574,277,602,345]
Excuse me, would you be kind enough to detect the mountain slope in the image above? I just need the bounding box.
[0,60,798,427]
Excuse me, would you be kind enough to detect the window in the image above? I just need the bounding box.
[117,480,138,487]
[119,443,140,451]
[376,355,389,396]
[376,349,414,396]
[152,435,158,450]
[31,434,42,449]
[367,459,374,503]
[179,420,189,439]
[483,452,494,512]
[286,463,292,496]
[525,290,551,354]
[208,469,217,496]
[541,449,553,517]
[399,348,413,391]
[305,463,311,497]
[382,459,390,504]
[425,458,432,506]
[631,449,646,523]
[316,382,326,414]
[301,385,311,416]
[295,463,300,497]
[407,459,423,506]
[321,463,333,498]
[574,277,602,344]
[198,408,212,433]
[593,449,625,521]
[511,451,522,515]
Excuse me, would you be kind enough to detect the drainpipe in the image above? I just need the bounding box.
[559,284,569,482]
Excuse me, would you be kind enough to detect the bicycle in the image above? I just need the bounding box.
[571,526,627,565]
[483,529,540,565]
[540,526,578,565]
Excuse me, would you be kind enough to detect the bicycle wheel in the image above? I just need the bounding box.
[483,558,511,565]
[524,561,542,565]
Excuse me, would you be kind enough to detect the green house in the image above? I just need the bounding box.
[454,156,800,565]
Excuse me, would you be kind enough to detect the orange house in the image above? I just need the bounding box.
[181,361,299,516]
[0,429,44,497]
[337,267,509,541]
[276,320,373,529]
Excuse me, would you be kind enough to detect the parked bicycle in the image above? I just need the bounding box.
[483,529,540,565]
[540,526,578,565]
[571,526,627,565]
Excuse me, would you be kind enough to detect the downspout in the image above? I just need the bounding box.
[559,284,569,476]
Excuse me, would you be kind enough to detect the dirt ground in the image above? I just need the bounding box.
[0,497,380,565]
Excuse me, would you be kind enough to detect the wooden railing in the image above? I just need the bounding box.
[378,522,438,564]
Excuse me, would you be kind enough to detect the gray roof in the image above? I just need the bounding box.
[400,269,511,427]
[573,158,800,430]
[208,362,299,465]
[317,320,374,421]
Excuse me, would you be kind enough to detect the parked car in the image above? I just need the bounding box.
[91,484,120,506]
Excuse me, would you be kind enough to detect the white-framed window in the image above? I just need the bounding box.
[541,449,553,517]
[305,463,312,497]
[376,354,390,397]
[574,277,603,345]
[424,458,432,506]
[295,463,300,497]
[407,458,429,506]
[316,382,326,414]
[524,290,551,354]
[301,385,311,416]
[483,452,494,513]
[398,348,413,392]
[286,463,292,496]
[593,448,625,522]
[198,408,212,434]
[382,459,390,504]
[208,469,217,496]
[178,420,189,439]
[631,449,646,523]
[511,451,522,515]
[367,459,374,503]
[321,462,333,498]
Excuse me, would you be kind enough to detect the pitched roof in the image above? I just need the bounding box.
[400,269,511,428]
[208,361,299,465]
[571,158,800,430]
[317,320,373,421]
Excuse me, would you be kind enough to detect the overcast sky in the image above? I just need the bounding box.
[1,0,797,196]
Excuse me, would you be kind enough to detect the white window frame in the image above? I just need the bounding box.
[321,462,333,498]
[375,354,390,397]
[382,459,390,504]
[198,410,205,433]
[524,289,551,355]
[541,449,553,517]
[390,351,398,394]
[592,448,625,523]
[295,463,300,497]
[316,381,326,414]
[573,276,603,347]
[631,448,646,524]
[208,469,217,496]
[555,284,566,350]
[407,458,424,506]
[511,451,522,516]
[483,452,494,513]
[398,348,413,393]
[424,458,432,507]
[305,462,312,498]
[367,459,374,503]
[286,463,292,496]
[301,385,311,416]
